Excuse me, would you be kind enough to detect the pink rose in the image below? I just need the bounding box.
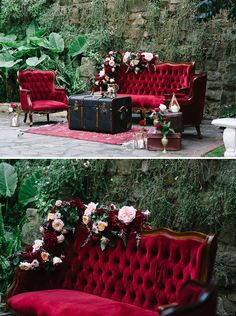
[109,60,115,67]
[143,52,153,62]
[32,239,44,252]
[52,219,64,232]
[84,202,98,216]
[118,206,137,225]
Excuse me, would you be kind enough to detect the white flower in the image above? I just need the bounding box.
[123,52,131,63]
[130,60,135,67]
[135,67,140,74]
[109,51,114,55]
[111,68,115,72]
[105,57,110,62]
[83,161,90,168]
[84,202,98,216]
[143,210,150,218]
[53,257,63,265]
[62,229,68,234]
[39,226,44,234]
[92,222,99,234]
[9,107,13,113]
[159,104,167,112]
[47,213,55,221]
[55,200,62,207]
[143,52,154,62]
[52,219,64,232]
[109,60,115,67]
[99,69,105,77]
[54,212,61,219]
[83,215,90,225]
[19,262,32,271]
[118,206,137,225]
[110,78,115,83]
[33,239,44,252]
[31,259,39,268]
[95,81,99,85]
[57,234,65,243]
[134,59,139,66]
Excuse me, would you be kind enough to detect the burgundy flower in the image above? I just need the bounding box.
[96,208,105,215]
[43,231,58,250]
[25,245,33,252]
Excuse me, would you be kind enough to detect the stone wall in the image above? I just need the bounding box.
[58,0,236,118]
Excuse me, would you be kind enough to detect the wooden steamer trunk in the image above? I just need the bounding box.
[69,95,132,134]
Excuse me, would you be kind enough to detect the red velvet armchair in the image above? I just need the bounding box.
[18,69,68,126]
[7,227,217,316]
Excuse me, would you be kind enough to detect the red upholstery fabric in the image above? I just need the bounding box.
[118,93,164,109]
[18,69,68,114]
[7,227,212,316]
[8,289,158,316]
[52,227,207,311]
[116,63,194,97]
[177,282,204,305]
[32,100,68,111]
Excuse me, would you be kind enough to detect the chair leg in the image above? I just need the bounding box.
[195,125,202,139]
[23,113,27,123]
[29,113,33,127]
[47,113,50,122]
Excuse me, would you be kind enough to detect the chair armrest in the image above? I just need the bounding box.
[49,88,68,104]
[6,268,53,299]
[19,89,31,111]
[158,303,178,312]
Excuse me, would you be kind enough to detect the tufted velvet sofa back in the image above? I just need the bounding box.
[18,70,56,101]
[115,62,195,96]
[53,227,216,312]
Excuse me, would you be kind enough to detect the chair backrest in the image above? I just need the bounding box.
[115,62,195,96]
[161,281,218,316]
[54,226,217,312]
[18,69,56,101]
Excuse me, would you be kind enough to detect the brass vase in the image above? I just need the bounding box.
[161,134,168,153]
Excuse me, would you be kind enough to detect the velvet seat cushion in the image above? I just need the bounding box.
[8,289,159,316]
[118,94,164,109]
[32,100,68,111]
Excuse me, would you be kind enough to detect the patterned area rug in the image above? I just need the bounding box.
[24,122,140,145]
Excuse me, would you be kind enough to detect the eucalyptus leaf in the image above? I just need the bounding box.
[0,163,18,198]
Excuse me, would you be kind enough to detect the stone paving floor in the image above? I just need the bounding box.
[0,109,223,158]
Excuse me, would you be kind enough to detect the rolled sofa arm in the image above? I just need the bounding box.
[6,268,53,299]
[19,89,31,112]
[159,281,217,316]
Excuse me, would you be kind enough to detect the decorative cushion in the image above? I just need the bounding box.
[32,100,68,111]
[8,289,159,316]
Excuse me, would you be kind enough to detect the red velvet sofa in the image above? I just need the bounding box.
[7,227,217,316]
[115,62,207,138]
[18,70,68,126]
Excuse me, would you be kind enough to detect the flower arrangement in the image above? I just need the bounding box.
[82,202,150,250]
[11,200,85,271]
[153,105,175,136]
[91,51,123,88]
[11,199,150,271]
[91,51,159,89]
[9,103,21,114]
[123,52,159,74]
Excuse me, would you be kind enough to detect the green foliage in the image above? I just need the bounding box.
[0,163,18,198]
[18,170,41,206]
[195,0,236,21]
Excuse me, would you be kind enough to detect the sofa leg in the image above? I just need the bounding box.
[47,113,50,122]
[195,125,202,139]
[23,113,27,123]
[29,113,33,127]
